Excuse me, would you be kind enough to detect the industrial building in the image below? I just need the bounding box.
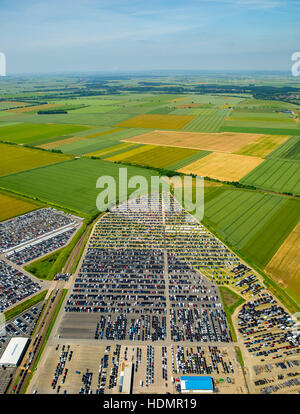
[180,376,214,393]
[0,337,29,367]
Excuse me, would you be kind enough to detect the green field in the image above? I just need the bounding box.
[0,122,91,145]
[266,136,300,161]
[203,186,300,267]
[55,128,150,155]
[0,143,72,176]
[114,145,207,169]
[240,159,300,195]
[0,158,159,216]
[183,108,230,132]
[0,112,134,127]
[235,135,290,158]
[221,125,300,135]
[237,99,299,110]
[168,150,211,170]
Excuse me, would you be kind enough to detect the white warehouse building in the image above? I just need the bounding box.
[0,337,29,367]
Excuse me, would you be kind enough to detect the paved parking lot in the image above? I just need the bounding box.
[0,260,41,312]
[28,342,246,394]
[59,193,232,343]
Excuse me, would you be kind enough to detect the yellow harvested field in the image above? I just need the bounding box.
[8,103,61,113]
[235,135,290,158]
[117,114,195,130]
[178,152,264,181]
[39,137,86,150]
[0,193,37,222]
[105,145,154,162]
[124,129,264,152]
[265,222,300,301]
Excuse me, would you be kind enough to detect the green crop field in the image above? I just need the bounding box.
[168,150,211,170]
[182,108,230,132]
[237,99,299,110]
[203,186,300,267]
[0,112,134,127]
[220,125,300,135]
[266,136,300,161]
[184,94,246,106]
[0,143,72,176]
[86,142,142,158]
[235,135,290,158]
[55,128,150,155]
[0,122,91,145]
[224,109,299,133]
[0,158,158,216]
[114,145,206,169]
[240,159,300,195]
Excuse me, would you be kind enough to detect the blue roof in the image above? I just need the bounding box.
[180,376,213,390]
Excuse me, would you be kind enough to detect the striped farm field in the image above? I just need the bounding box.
[0,112,133,127]
[0,158,158,216]
[111,145,207,169]
[182,108,230,132]
[55,128,149,155]
[240,159,300,195]
[105,145,155,162]
[178,152,264,181]
[166,150,211,170]
[0,122,91,145]
[116,114,195,130]
[39,136,86,150]
[85,128,123,138]
[235,135,290,158]
[265,222,300,302]
[124,129,263,152]
[266,136,300,161]
[0,193,38,222]
[203,186,300,267]
[237,98,299,110]
[0,143,72,176]
[221,125,300,136]
[86,142,141,158]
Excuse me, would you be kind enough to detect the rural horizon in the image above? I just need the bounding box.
[0,0,299,406]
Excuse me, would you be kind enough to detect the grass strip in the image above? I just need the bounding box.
[234,346,245,371]
[219,286,245,342]
[4,290,47,321]
[71,225,94,274]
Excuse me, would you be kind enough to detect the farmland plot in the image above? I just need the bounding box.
[117,114,196,130]
[183,108,230,132]
[179,152,263,181]
[0,143,72,176]
[266,136,300,161]
[240,159,300,195]
[0,158,158,216]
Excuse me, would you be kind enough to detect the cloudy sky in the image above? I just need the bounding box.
[0,0,299,74]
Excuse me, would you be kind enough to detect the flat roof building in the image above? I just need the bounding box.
[180,376,214,393]
[0,337,29,367]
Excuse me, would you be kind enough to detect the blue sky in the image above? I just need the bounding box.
[0,0,299,73]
